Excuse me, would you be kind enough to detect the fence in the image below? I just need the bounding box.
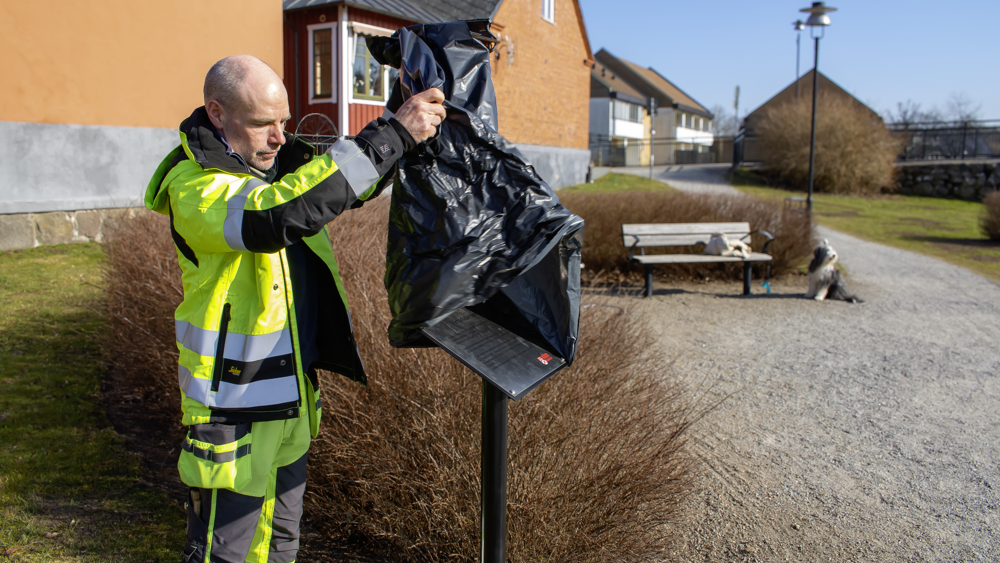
[589,135,734,167]
[733,120,1000,167]
[890,121,1000,161]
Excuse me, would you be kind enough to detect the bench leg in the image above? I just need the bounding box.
[645,265,653,297]
[743,262,752,295]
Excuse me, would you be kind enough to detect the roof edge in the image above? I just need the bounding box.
[645,66,711,116]
[595,49,672,105]
[745,69,881,122]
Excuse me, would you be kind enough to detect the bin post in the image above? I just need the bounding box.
[481,380,508,563]
[743,261,752,295]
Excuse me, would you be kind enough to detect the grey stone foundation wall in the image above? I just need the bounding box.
[896,160,1000,201]
[513,143,590,189]
[0,208,139,252]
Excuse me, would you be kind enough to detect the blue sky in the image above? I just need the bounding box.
[577,0,999,122]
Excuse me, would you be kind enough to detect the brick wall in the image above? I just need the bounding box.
[491,0,593,149]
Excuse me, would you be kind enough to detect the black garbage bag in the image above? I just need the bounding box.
[368,21,584,364]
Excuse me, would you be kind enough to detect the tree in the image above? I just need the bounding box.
[946,92,981,124]
[885,100,942,128]
[709,104,739,136]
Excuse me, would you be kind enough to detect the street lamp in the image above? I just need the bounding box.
[793,20,804,99]
[800,1,836,216]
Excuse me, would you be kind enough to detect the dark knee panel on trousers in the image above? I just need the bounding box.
[183,487,265,563]
[268,453,307,563]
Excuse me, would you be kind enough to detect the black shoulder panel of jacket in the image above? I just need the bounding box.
[239,117,410,253]
[168,205,199,267]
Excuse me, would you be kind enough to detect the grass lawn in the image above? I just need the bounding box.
[561,172,674,193]
[0,244,184,562]
[729,168,1000,283]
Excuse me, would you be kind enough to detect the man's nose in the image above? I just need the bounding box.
[272,126,286,146]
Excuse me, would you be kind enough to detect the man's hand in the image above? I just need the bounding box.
[394,88,446,144]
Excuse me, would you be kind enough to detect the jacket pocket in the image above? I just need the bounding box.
[178,421,252,491]
[210,303,232,393]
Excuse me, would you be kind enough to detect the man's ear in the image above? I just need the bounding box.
[205,99,226,130]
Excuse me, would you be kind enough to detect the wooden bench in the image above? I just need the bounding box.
[622,222,774,297]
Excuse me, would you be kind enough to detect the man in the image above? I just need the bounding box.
[144,55,445,563]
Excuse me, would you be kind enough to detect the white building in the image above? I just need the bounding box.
[590,48,714,165]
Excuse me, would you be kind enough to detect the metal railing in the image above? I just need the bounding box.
[889,120,1000,161]
[589,134,733,167]
[732,120,1000,167]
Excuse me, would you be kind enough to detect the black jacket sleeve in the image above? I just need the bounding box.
[239,117,415,253]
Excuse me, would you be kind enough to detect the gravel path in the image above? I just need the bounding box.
[596,166,1000,561]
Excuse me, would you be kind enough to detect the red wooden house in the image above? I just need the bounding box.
[282,0,593,187]
[282,1,437,137]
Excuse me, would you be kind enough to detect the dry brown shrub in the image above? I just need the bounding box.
[313,196,694,561]
[101,198,696,562]
[756,93,899,195]
[101,209,189,495]
[102,210,183,408]
[982,191,1000,240]
[558,190,814,281]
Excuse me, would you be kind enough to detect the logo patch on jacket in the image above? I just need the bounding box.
[228,366,242,376]
[379,143,392,156]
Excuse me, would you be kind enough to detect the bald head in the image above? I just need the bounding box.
[204,55,291,171]
[204,55,284,111]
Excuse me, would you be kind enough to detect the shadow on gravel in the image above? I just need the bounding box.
[715,293,808,300]
[901,235,1000,248]
[585,285,811,300]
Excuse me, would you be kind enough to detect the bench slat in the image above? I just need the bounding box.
[622,233,750,247]
[622,222,750,236]
[632,252,772,264]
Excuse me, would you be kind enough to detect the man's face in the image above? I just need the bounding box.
[209,79,291,171]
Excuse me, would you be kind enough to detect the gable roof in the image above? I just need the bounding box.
[283,0,442,22]
[745,70,881,123]
[594,49,712,118]
[282,0,502,22]
[408,0,503,20]
[591,62,647,106]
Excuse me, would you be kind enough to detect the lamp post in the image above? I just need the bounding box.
[793,20,804,99]
[800,1,836,216]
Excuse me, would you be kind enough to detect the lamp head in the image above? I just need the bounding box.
[794,19,805,31]
[800,2,836,26]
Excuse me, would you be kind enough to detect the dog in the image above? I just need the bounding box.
[805,239,862,303]
[703,233,752,259]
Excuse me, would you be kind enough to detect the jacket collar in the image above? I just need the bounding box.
[179,106,316,180]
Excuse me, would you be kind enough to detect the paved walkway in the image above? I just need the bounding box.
[601,165,1000,561]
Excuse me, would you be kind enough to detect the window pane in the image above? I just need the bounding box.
[542,0,554,21]
[353,56,366,97]
[368,57,382,97]
[353,34,388,101]
[388,66,400,95]
[313,29,332,98]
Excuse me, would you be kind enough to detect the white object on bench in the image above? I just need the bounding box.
[622,222,773,296]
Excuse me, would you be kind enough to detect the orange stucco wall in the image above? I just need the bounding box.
[0,0,283,129]
[491,0,592,149]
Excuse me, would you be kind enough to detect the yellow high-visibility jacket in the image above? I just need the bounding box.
[145,106,413,438]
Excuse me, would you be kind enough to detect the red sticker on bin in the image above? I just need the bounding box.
[537,353,552,365]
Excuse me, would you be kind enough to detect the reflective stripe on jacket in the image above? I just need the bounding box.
[145,106,413,432]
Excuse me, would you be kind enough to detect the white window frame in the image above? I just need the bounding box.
[542,0,555,23]
[307,22,338,105]
[348,23,395,107]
